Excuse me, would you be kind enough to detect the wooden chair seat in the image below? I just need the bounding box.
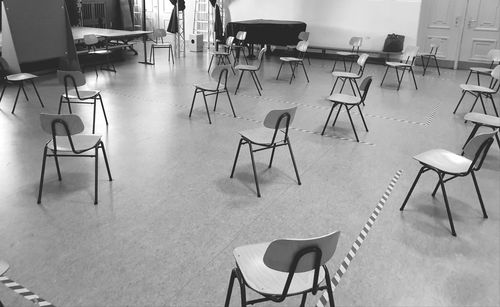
[413,149,472,174]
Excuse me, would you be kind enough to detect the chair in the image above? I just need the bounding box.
[276,41,310,84]
[235,47,267,96]
[0,260,8,307]
[230,107,300,197]
[465,49,500,85]
[37,113,112,205]
[286,31,311,65]
[463,113,500,151]
[224,230,341,307]
[208,36,235,73]
[57,70,109,134]
[0,57,44,114]
[400,130,497,236]
[419,39,441,76]
[189,65,236,124]
[453,65,499,117]
[380,46,419,90]
[83,34,116,76]
[329,53,369,96]
[149,28,174,65]
[332,36,363,72]
[232,31,249,65]
[322,76,372,142]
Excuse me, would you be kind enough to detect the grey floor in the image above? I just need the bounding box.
[0,47,499,307]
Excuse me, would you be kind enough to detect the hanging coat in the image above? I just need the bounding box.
[166,7,178,33]
[214,4,224,40]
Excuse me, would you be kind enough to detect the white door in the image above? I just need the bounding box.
[458,0,500,62]
[417,0,467,63]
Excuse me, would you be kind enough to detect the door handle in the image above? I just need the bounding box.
[468,19,477,27]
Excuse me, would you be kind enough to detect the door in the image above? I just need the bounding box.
[417,0,467,63]
[459,0,500,62]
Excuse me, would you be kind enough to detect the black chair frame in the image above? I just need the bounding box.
[230,112,301,197]
[58,74,109,134]
[420,45,441,76]
[189,68,236,124]
[465,60,499,85]
[149,37,174,65]
[224,246,335,307]
[329,65,364,96]
[400,137,494,236]
[232,38,250,65]
[332,45,360,73]
[37,119,112,205]
[380,56,418,90]
[0,62,44,114]
[322,78,372,142]
[453,78,499,117]
[276,49,310,84]
[208,45,235,74]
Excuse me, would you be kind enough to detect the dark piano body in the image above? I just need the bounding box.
[226,19,307,46]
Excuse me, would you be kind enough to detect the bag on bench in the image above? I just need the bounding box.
[383,33,405,52]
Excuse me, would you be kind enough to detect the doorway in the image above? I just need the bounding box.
[417,0,500,69]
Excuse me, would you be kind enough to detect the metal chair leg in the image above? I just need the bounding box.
[94,147,98,205]
[30,80,44,107]
[100,142,113,181]
[92,98,97,133]
[189,89,198,118]
[302,63,309,83]
[434,56,441,75]
[53,152,62,181]
[201,92,212,124]
[330,77,339,95]
[235,70,244,95]
[230,139,243,178]
[226,91,236,117]
[357,105,369,131]
[276,62,284,80]
[248,143,261,197]
[471,171,488,218]
[439,174,456,236]
[380,66,390,86]
[410,68,418,90]
[400,167,425,210]
[268,145,276,168]
[300,293,307,307]
[331,103,342,127]
[37,147,48,204]
[324,267,335,307]
[224,268,237,307]
[453,91,467,114]
[11,84,22,114]
[98,95,108,125]
[0,84,7,101]
[287,139,301,185]
[465,70,472,84]
[322,104,337,135]
[249,72,261,96]
[345,105,359,142]
[489,96,499,117]
[208,54,215,72]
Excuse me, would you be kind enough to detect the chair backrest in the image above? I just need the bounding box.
[263,230,341,273]
[359,76,373,103]
[491,65,500,80]
[296,40,309,53]
[225,36,235,46]
[57,70,86,87]
[490,65,500,92]
[0,57,10,77]
[236,31,246,41]
[262,107,297,144]
[152,28,167,39]
[298,31,309,41]
[357,53,369,67]
[209,64,230,89]
[428,38,441,55]
[349,36,363,48]
[487,49,500,63]
[83,34,99,46]
[463,130,497,172]
[255,46,267,70]
[40,113,84,136]
[401,46,419,64]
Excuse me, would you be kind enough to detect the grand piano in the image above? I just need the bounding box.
[225,19,307,56]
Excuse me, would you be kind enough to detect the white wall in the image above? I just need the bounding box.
[226,0,422,51]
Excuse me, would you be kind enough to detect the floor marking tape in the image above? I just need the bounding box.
[214,111,376,146]
[315,169,403,307]
[0,276,55,307]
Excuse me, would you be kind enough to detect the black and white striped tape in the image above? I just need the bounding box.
[316,169,403,307]
[0,276,55,307]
